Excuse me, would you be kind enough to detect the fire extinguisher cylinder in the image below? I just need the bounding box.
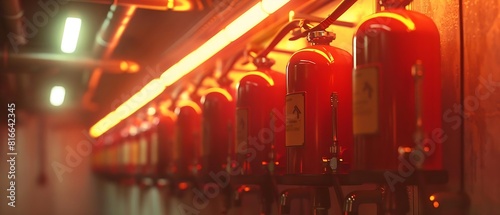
[201,89,235,174]
[352,2,442,171]
[174,103,202,177]
[286,30,353,175]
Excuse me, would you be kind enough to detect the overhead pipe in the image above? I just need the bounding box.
[82,5,137,109]
[1,0,27,49]
[69,0,200,11]
[1,52,140,73]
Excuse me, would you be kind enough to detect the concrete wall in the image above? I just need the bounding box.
[0,112,99,215]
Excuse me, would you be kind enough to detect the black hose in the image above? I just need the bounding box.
[218,50,245,87]
[192,69,213,96]
[312,0,357,31]
[255,19,305,59]
[290,0,358,41]
[169,84,188,111]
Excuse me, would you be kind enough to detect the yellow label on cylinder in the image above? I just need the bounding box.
[353,66,379,134]
[286,92,305,146]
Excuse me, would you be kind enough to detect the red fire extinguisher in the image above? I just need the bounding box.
[174,100,202,177]
[91,137,104,173]
[236,57,286,175]
[352,0,441,171]
[200,88,235,174]
[117,118,140,176]
[118,123,132,175]
[102,133,114,173]
[286,30,353,175]
[108,131,121,174]
[155,101,177,176]
[138,111,151,175]
[127,118,141,175]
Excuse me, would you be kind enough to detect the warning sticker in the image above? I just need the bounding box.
[236,108,248,148]
[353,66,379,135]
[286,93,305,146]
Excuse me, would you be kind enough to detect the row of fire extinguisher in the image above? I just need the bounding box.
[92,0,442,181]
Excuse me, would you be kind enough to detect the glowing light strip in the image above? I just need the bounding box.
[89,0,290,138]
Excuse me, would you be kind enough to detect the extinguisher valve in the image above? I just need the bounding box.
[330,157,338,172]
[322,156,338,173]
[307,31,336,45]
[252,56,275,68]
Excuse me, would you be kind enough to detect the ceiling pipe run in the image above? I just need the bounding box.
[82,5,137,110]
[1,52,140,73]
[70,0,200,11]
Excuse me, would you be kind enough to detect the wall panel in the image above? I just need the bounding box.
[462,0,500,214]
[412,0,462,192]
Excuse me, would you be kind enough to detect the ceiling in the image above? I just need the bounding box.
[0,0,328,127]
[0,0,251,122]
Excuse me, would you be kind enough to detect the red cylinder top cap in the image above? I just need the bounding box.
[307,30,336,44]
[379,0,412,8]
